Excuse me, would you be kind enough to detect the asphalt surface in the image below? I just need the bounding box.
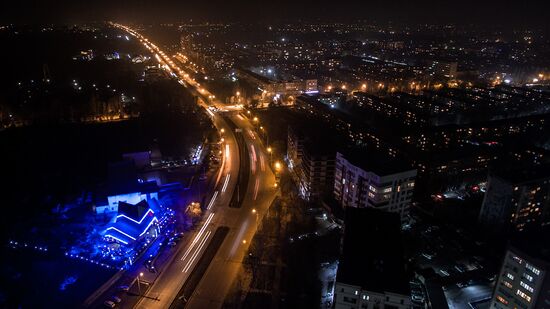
[106,24,279,309]
[169,226,230,308]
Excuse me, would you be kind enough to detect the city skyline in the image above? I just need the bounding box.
[1,0,549,27]
[1,4,550,309]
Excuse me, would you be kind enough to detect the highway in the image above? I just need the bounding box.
[112,23,280,309]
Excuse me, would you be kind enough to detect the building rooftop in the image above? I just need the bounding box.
[491,163,550,185]
[338,148,416,177]
[336,207,410,296]
[104,200,158,245]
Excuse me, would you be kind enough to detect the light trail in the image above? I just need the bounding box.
[225,144,230,159]
[222,174,231,193]
[182,230,211,273]
[250,145,257,175]
[248,129,256,140]
[206,191,219,210]
[180,213,214,261]
[260,154,265,171]
[253,178,260,200]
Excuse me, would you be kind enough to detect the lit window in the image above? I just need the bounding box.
[503,281,512,289]
[506,273,515,280]
[522,273,534,282]
[516,289,531,302]
[526,264,541,275]
[520,281,534,293]
[512,255,523,265]
[496,295,508,305]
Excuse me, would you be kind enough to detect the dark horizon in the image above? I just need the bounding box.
[1,0,549,29]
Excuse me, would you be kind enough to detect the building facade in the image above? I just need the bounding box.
[334,151,416,221]
[334,208,412,309]
[479,169,550,232]
[287,125,336,201]
[490,246,550,309]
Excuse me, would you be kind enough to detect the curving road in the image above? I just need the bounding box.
[112,23,280,309]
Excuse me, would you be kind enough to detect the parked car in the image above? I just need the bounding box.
[117,285,129,292]
[112,296,122,303]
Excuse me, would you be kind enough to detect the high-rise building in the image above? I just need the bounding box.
[334,150,416,221]
[287,125,337,201]
[478,166,550,232]
[334,208,412,309]
[428,60,458,79]
[490,244,550,309]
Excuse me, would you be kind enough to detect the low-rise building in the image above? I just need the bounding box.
[94,161,159,214]
[104,200,159,245]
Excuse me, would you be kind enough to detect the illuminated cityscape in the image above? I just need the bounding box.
[1,2,550,309]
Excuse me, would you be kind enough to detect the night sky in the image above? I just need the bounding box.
[1,0,549,27]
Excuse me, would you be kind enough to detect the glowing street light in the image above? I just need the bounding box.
[137,272,144,295]
[267,146,273,163]
[275,161,282,171]
[220,128,225,134]
[253,117,259,122]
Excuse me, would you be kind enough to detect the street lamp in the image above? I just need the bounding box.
[267,147,273,163]
[137,272,144,295]
[253,117,258,122]
[275,161,282,172]
[220,128,225,134]
[252,209,258,228]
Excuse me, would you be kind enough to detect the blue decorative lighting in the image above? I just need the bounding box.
[116,209,155,225]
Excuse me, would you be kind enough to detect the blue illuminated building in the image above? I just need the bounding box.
[104,200,159,245]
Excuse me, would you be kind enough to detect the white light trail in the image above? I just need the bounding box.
[180,213,214,261]
[183,230,211,273]
[207,191,219,210]
[222,174,231,193]
[225,144,230,159]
